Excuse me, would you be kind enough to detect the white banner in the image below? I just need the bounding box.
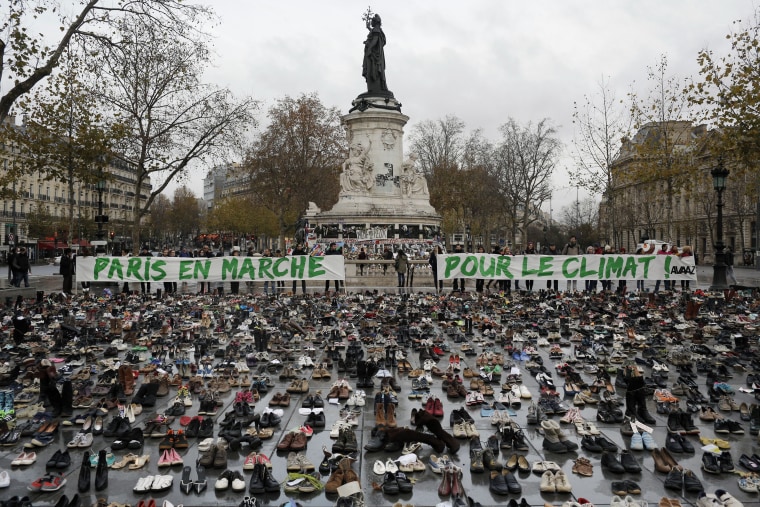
[76,255,345,283]
[437,253,697,281]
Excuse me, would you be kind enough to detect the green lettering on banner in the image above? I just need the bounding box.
[222,258,238,280]
[309,257,326,277]
[479,256,495,277]
[194,260,211,280]
[143,259,151,281]
[495,256,513,279]
[273,258,288,277]
[580,258,597,278]
[605,256,624,279]
[461,256,477,276]
[638,256,654,278]
[108,259,124,280]
[290,256,306,278]
[259,258,273,279]
[151,260,166,281]
[444,256,461,278]
[622,257,638,278]
[178,260,193,280]
[94,258,110,280]
[537,257,553,277]
[126,258,144,281]
[521,257,538,277]
[598,258,606,279]
[563,258,579,278]
[664,256,672,279]
[238,258,255,280]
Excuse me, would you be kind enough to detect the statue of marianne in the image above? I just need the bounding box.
[362,13,389,95]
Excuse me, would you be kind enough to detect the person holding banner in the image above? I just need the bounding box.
[291,243,308,294]
[562,235,581,293]
[475,245,486,293]
[229,248,241,295]
[679,246,693,291]
[452,244,466,292]
[653,244,672,293]
[139,245,153,295]
[324,243,341,294]
[523,241,537,292]
[429,246,443,293]
[543,243,560,293]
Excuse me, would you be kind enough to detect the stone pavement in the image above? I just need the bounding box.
[0,266,758,507]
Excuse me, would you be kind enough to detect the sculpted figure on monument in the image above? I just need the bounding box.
[363,13,389,95]
[401,153,429,197]
[340,139,374,194]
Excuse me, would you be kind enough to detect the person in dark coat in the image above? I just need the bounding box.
[324,243,341,294]
[59,248,74,294]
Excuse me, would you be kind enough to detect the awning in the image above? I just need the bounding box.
[38,241,68,250]
[71,240,92,248]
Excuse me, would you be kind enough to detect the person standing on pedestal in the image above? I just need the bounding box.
[394,248,408,288]
[357,247,368,276]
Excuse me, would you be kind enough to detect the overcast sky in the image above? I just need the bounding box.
[183,0,755,216]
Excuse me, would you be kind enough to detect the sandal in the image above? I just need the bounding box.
[112,453,138,470]
[129,454,150,470]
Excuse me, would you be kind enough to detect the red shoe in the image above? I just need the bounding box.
[454,355,461,365]
[434,397,444,417]
[424,396,436,415]
[449,354,454,365]
[433,347,444,356]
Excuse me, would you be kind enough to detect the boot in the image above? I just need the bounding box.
[356,361,367,388]
[78,451,91,492]
[95,449,108,491]
[438,467,452,496]
[48,385,63,417]
[122,365,135,396]
[249,463,266,494]
[61,380,74,418]
[385,402,397,428]
[541,420,567,453]
[410,408,461,453]
[450,465,464,497]
[375,403,386,427]
[630,377,656,424]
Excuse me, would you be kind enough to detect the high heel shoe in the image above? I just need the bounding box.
[194,465,207,494]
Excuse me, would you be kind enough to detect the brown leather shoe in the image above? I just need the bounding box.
[324,467,344,494]
[269,393,283,406]
[279,392,291,407]
[290,431,308,451]
[276,432,295,451]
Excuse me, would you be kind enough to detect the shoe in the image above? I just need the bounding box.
[701,452,720,474]
[683,469,703,493]
[620,450,641,473]
[664,468,683,491]
[719,451,735,473]
[489,469,509,495]
[601,451,626,473]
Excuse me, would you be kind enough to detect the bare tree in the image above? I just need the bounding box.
[408,116,466,176]
[571,76,632,246]
[0,0,211,123]
[494,118,559,246]
[92,17,257,251]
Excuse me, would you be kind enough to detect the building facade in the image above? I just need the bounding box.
[607,121,757,265]
[0,116,151,256]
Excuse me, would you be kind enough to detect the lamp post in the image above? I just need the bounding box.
[465,224,471,253]
[709,158,730,291]
[95,170,107,254]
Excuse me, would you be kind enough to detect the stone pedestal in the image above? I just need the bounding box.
[312,95,441,241]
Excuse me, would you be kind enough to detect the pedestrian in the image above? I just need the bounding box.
[382,247,394,275]
[357,247,368,276]
[653,244,672,293]
[394,248,409,288]
[229,247,241,294]
[59,248,74,295]
[679,246,693,291]
[429,246,443,293]
[291,243,308,294]
[324,242,341,294]
[275,249,285,293]
[544,243,559,293]
[561,235,581,293]
[725,245,737,285]
[139,245,153,295]
[12,247,31,288]
[475,245,486,293]
[523,241,537,292]
[452,244,466,292]
[262,248,273,295]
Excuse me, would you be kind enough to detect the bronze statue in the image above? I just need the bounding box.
[362,12,390,96]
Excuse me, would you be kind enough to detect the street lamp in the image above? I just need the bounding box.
[709,158,730,291]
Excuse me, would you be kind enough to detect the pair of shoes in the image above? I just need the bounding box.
[539,470,572,493]
[179,466,207,494]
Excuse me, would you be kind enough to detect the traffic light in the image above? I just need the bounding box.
[110,231,115,240]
